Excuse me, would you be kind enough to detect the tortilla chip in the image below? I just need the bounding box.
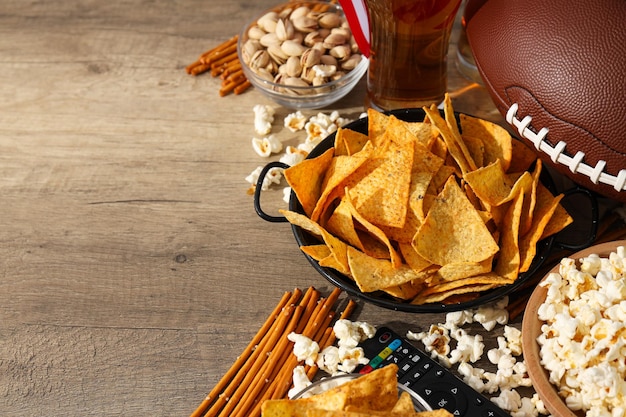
[413,176,499,265]
[338,127,371,156]
[348,137,414,228]
[310,146,372,223]
[459,113,513,172]
[347,247,430,292]
[284,147,335,217]
[494,189,525,281]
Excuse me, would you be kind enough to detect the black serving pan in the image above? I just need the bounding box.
[254,108,599,312]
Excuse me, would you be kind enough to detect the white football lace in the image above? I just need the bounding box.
[506,103,626,192]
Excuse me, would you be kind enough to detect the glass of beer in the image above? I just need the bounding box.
[455,0,484,84]
[365,0,463,111]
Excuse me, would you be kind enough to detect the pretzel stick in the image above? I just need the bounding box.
[234,80,252,95]
[202,43,237,66]
[186,36,237,75]
[231,305,305,417]
[269,288,342,400]
[210,52,239,75]
[219,75,247,97]
[188,290,293,417]
[205,303,296,417]
[243,287,325,417]
[200,36,237,61]
[202,291,302,417]
[305,299,357,380]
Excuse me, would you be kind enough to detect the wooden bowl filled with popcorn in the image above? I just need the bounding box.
[522,240,626,417]
[237,1,368,109]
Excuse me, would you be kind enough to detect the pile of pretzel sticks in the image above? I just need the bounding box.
[185,35,250,97]
[189,286,356,417]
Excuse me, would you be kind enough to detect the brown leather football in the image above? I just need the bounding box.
[466,0,626,202]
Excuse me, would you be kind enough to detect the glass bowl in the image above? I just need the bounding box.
[291,373,432,411]
[237,1,368,109]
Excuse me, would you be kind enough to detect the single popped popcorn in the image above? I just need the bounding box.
[252,135,283,157]
[287,365,311,399]
[245,166,282,191]
[252,104,275,136]
[287,332,319,367]
[284,110,307,132]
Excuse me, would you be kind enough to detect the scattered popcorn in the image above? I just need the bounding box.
[316,345,341,375]
[247,106,353,193]
[245,166,283,191]
[491,388,522,412]
[445,310,474,328]
[252,135,283,158]
[408,297,547,416]
[288,365,312,399]
[284,111,307,132]
[333,319,376,348]
[336,345,369,373]
[474,297,509,331]
[287,332,319,367]
[449,329,483,365]
[288,320,375,378]
[279,146,307,166]
[282,187,291,204]
[253,104,275,136]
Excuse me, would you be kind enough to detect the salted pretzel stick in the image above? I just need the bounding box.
[235,288,320,417]
[188,290,294,417]
[219,74,247,97]
[231,305,305,417]
[186,36,237,75]
[210,52,239,74]
[270,289,342,400]
[234,80,251,95]
[200,36,237,60]
[219,61,242,79]
[202,43,237,66]
[205,303,297,417]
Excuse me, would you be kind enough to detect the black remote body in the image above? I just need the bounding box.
[358,326,511,417]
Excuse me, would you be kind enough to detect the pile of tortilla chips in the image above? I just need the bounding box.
[281,94,572,306]
[261,364,451,417]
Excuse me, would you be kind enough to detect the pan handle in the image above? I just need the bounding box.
[553,186,599,251]
[253,161,290,223]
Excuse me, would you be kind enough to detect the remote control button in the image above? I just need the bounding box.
[419,382,467,416]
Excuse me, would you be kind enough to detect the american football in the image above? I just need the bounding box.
[466,0,626,202]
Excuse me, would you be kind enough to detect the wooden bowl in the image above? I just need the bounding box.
[521,240,626,417]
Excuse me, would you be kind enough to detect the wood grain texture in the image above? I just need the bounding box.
[0,0,518,415]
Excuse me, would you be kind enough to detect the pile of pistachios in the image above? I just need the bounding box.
[240,3,363,94]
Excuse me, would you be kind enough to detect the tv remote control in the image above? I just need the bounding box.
[358,326,510,417]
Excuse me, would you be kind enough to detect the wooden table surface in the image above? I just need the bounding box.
[1,1,620,416]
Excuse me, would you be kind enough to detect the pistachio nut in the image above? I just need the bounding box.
[320,54,338,67]
[281,39,306,57]
[267,43,289,65]
[259,32,280,48]
[322,33,346,49]
[275,18,294,41]
[247,26,267,41]
[249,49,270,70]
[257,11,279,33]
[341,54,362,71]
[291,15,318,33]
[317,12,341,29]
[290,6,311,20]
[300,48,322,68]
[329,44,351,61]
[285,56,302,77]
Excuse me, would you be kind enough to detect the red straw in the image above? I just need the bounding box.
[338,0,371,57]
